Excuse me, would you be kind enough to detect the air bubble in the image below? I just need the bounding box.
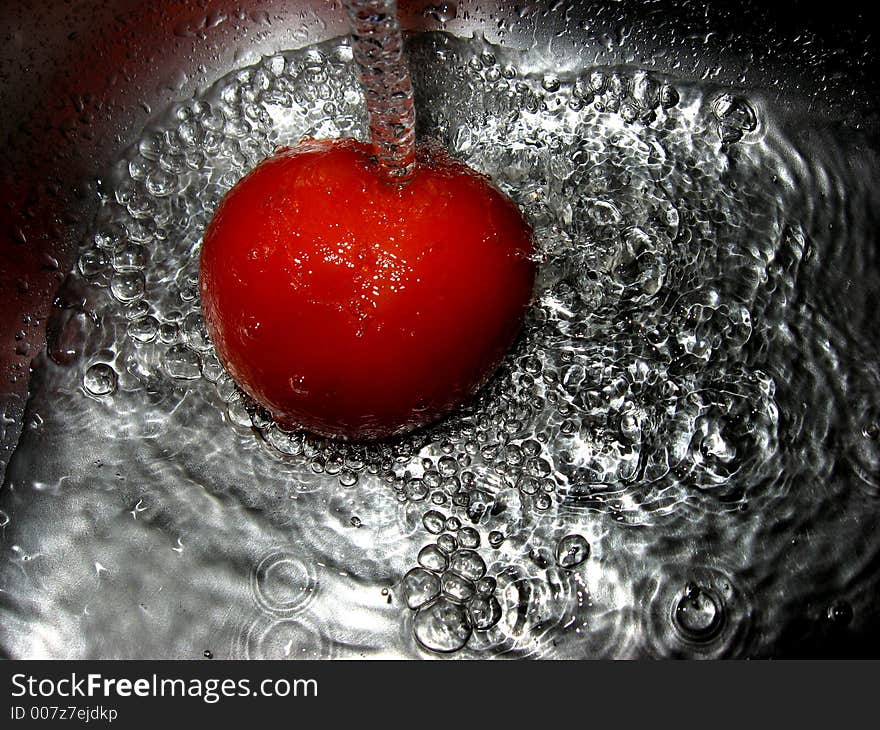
[436,534,457,554]
[441,571,476,602]
[422,510,446,534]
[182,313,212,352]
[62,31,864,660]
[163,345,201,380]
[402,567,441,609]
[78,248,108,277]
[673,583,724,642]
[659,82,679,108]
[476,577,497,595]
[468,595,502,630]
[458,527,480,548]
[128,316,159,343]
[449,549,486,581]
[825,600,853,628]
[555,534,590,568]
[418,544,449,572]
[437,456,457,477]
[534,493,552,511]
[541,75,560,92]
[488,531,505,548]
[110,272,146,302]
[711,93,757,143]
[405,479,428,502]
[83,363,117,396]
[413,597,472,653]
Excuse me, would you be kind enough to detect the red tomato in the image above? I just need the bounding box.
[199,138,535,440]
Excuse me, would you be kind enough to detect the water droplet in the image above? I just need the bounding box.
[424,1,457,22]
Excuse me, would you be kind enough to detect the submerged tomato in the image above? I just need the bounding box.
[200,138,535,440]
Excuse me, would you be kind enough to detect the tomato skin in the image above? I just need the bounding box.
[199,138,535,440]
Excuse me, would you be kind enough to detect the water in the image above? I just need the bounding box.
[1,31,879,658]
[345,0,417,181]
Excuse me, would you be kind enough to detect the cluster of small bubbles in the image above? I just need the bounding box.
[587,69,679,125]
[403,522,500,652]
